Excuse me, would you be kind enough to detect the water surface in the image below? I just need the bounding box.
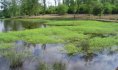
[0,41,118,70]
[0,20,46,32]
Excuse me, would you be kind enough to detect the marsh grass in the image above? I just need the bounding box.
[53,62,66,70]
[1,47,31,70]
[37,62,48,70]
[0,43,14,49]
[0,19,118,53]
[64,44,81,56]
[37,61,66,70]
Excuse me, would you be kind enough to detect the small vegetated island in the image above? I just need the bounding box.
[0,0,118,70]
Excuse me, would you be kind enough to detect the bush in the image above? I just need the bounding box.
[104,2,114,14]
[57,4,68,15]
[68,3,78,14]
[78,4,88,14]
[46,6,56,14]
[93,3,104,15]
[112,5,118,14]
[0,11,3,18]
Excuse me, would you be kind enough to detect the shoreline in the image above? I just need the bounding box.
[0,14,118,23]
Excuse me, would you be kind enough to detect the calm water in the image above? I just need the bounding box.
[0,41,118,70]
[0,20,46,32]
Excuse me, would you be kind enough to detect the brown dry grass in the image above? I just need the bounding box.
[15,14,118,22]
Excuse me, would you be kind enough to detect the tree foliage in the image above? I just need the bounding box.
[57,4,68,15]
[0,0,118,18]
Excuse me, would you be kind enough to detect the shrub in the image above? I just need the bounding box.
[104,2,114,14]
[57,4,68,15]
[93,3,104,15]
[78,4,89,14]
[112,5,118,14]
[46,6,56,14]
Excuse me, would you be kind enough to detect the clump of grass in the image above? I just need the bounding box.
[0,33,19,42]
[89,37,118,52]
[0,43,14,49]
[3,52,24,69]
[53,62,66,70]
[37,62,48,70]
[64,44,81,56]
[37,61,66,70]
[2,50,30,70]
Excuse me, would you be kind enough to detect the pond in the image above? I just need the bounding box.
[0,19,118,70]
[0,20,46,32]
[0,41,118,70]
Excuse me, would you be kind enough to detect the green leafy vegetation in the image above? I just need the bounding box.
[0,20,118,54]
[37,61,66,70]
[0,43,14,49]
[0,0,118,18]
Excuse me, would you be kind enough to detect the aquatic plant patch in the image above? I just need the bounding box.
[0,19,118,54]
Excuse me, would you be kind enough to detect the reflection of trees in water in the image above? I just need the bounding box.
[14,42,67,70]
[41,24,47,28]
[23,42,47,51]
[83,53,96,66]
[80,40,95,62]
[4,20,23,31]
[66,40,96,65]
[21,21,44,29]
[116,67,118,70]
[0,20,5,32]
[3,20,45,32]
[41,44,46,50]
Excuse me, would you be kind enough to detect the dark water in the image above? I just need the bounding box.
[0,41,118,70]
[0,20,46,32]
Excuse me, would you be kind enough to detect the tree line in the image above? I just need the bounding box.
[0,0,118,18]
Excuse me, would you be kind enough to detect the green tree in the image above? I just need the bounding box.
[93,2,104,16]
[9,0,20,17]
[42,0,46,14]
[46,6,56,14]
[78,4,88,14]
[68,0,78,14]
[104,2,114,14]
[57,4,68,15]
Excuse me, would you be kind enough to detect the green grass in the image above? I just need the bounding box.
[0,27,87,44]
[0,19,118,54]
[0,43,14,49]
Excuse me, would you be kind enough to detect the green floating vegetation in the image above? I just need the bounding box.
[64,44,82,55]
[0,27,87,44]
[89,37,118,52]
[0,19,118,53]
[64,37,118,54]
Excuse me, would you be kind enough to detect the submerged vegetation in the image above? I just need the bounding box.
[37,61,66,70]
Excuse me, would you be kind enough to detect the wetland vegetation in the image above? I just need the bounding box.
[0,19,118,70]
[0,0,118,70]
